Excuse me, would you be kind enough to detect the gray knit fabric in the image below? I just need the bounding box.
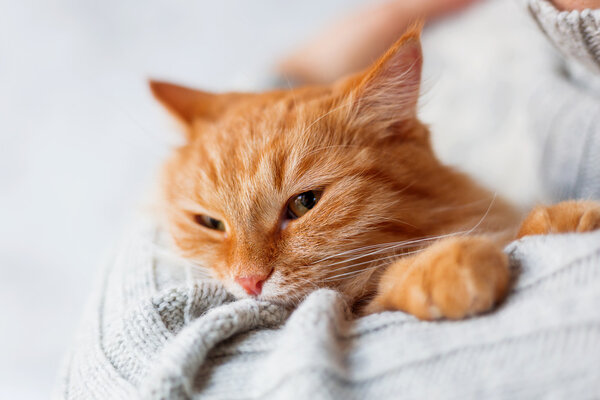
[525,0,600,200]
[55,215,600,399]
[528,0,600,74]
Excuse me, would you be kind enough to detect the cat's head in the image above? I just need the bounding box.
[152,24,444,304]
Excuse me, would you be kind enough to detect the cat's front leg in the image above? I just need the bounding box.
[517,200,600,238]
[363,236,510,320]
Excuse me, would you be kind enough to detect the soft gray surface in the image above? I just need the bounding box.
[56,216,600,399]
[525,0,600,200]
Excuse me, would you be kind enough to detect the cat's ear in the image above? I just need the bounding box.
[149,80,226,126]
[347,21,423,132]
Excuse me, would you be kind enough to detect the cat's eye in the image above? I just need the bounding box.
[287,190,322,219]
[194,214,226,232]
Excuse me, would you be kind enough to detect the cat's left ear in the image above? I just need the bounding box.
[150,80,253,134]
[347,21,423,133]
[149,80,221,126]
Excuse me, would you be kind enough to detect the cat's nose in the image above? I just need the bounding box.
[235,274,268,296]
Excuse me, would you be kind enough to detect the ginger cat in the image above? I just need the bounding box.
[151,24,600,320]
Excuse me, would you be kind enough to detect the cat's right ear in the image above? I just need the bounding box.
[341,21,424,138]
[149,80,223,127]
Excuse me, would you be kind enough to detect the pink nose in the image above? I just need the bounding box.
[235,275,268,296]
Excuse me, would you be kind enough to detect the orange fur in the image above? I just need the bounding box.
[151,24,600,319]
[517,200,600,238]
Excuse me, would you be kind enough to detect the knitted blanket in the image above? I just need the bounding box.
[55,216,600,399]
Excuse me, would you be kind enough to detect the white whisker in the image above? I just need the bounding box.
[326,248,422,275]
[316,232,465,268]
[462,192,497,236]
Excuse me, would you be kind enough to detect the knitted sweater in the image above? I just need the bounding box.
[526,0,600,200]
[55,216,600,399]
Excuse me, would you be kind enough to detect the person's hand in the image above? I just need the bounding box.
[552,0,600,10]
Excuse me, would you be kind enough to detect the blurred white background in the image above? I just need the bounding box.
[0,0,542,398]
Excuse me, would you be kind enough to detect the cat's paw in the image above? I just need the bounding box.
[365,237,510,320]
[411,237,510,320]
[517,200,600,238]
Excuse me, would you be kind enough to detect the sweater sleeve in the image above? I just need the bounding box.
[527,0,600,74]
[524,0,600,201]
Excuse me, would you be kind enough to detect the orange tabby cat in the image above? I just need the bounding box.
[151,24,600,320]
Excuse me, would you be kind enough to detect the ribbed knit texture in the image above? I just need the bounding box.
[55,215,600,399]
[528,0,600,74]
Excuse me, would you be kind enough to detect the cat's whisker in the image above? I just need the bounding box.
[330,257,393,281]
[309,241,403,264]
[326,248,422,275]
[315,232,464,268]
[462,192,497,236]
[311,222,497,278]
[321,194,498,277]
[310,238,425,265]
[324,246,416,272]
[323,267,376,282]
[323,257,395,282]
[428,196,498,213]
